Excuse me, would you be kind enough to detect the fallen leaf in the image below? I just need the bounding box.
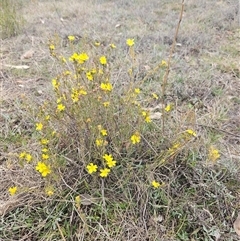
[145,104,163,112]
[80,194,100,206]
[153,214,163,223]
[144,65,151,71]
[150,112,162,120]
[20,49,35,60]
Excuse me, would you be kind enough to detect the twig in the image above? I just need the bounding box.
[197,124,240,138]
[161,0,185,132]
[101,179,106,208]
[56,222,67,241]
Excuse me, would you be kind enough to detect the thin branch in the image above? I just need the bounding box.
[162,0,185,132]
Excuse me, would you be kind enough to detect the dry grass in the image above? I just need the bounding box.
[0,0,239,240]
[0,0,24,39]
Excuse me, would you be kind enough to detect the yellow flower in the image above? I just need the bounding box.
[145,116,152,123]
[99,56,107,65]
[96,138,104,147]
[68,35,75,41]
[103,154,113,162]
[45,115,50,121]
[186,129,197,137]
[103,101,110,107]
[100,82,113,92]
[152,93,158,99]
[71,94,79,103]
[86,71,93,81]
[100,129,108,136]
[47,190,54,196]
[165,104,172,112]
[151,180,160,188]
[78,53,89,63]
[49,44,55,50]
[45,187,54,196]
[106,159,116,168]
[57,103,65,112]
[36,122,43,131]
[134,101,140,106]
[208,146,220,162]
[60,56,67,63]
[161,60,167,67]
[42,153,49,160]
[52,79,60,90]
[79,89,87,95]
[126,38,135,47]
[91,68,97,74]
[100,168,110,178]
[36,162,51,177]
[64,70,71,76]
[69,53,78,62]
[19,151,26,159]
[142,111,151,123]
[75,195,81,203]
[172,143,180,149]
[41,138,49,145]
[25,153,32,163]
[75,195,81,208]
[86,163,98,174]
[128,68,133,76]
[42,148,48,153]
[69,52,89,64]
[71,95,78,103]
[71,90,79,103]
[131,132,141,144]
[134,88,141,94]
[110,43,116,48]
[9,186,17,196]
[103,154,116,168]
[94,41,101,46]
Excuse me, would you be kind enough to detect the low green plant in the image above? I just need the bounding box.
[0,0,24,38]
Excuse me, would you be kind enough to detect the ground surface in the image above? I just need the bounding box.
[0,0,240,240]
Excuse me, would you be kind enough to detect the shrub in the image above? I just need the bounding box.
[14,34,202,201]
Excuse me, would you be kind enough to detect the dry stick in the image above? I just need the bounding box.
[56,222,67,241]
[161,0,185,132]
[161,0,185,222]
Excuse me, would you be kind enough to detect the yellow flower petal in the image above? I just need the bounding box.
[131,132,141,144]
[99,168,110,178]
[86,163,98,174]
[151,180,160,188]
[9,186,17,196]
[126,38,135,47]
[99,56,107,65]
